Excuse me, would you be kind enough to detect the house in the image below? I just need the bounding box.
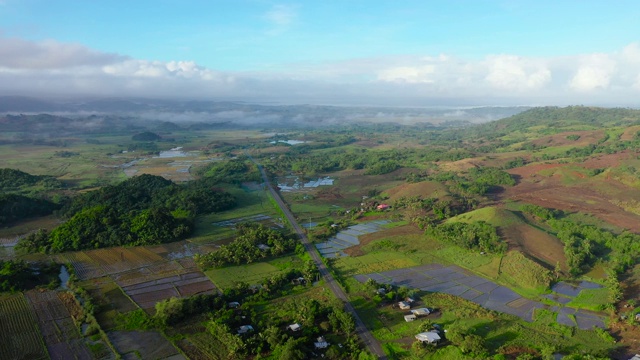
[237,325,254,334]
[404,314,417,322]
[411,308,431,316]
[398,301,411,310]
[415,331,441,344]
[314,336,329,349]
[405,297,415,304]
[635,313,640,321]
[629,355,640,360]
[257,244,271,251]
[288,323,302,332]
[228,301,240,308]
[376,288,386,295]
[377,204,390,210]
[292,277,306,285]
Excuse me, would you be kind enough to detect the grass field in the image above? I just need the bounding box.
[205,255,304,289]
[187,183,281,244]
[567,288,612,311]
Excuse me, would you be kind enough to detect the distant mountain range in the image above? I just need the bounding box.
[0,96,530,126]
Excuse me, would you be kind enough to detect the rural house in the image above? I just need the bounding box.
[415,331,441,344]
[237,325,254,334]
[398,301,411,310]
[377,204,390,210]
[404,314,417,322]
[411,308,431,316]
[314,336,329,349]
[228,301,240,308]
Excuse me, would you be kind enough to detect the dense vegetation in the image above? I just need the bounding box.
[0,168,62,191]
[0,260,60,291]
[131,131,161,141]
[18,174,236,252]
[196,223,298,268]
[425,220,506,254]
[0,193,59,225]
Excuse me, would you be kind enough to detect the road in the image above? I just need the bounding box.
[251,159,387,359]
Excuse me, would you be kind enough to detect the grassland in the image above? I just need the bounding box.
[205,254,305,289]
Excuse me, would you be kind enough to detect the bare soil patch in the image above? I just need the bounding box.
[531,130,605,148]
[620,125,640,141]
[503,152,640,232]
[500,222,566,269]
[108,330,182,360]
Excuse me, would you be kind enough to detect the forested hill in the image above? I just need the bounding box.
[18,174,237,253]
[471,106,640,137]
[0,168,62,191]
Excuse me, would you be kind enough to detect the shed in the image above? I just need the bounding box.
[314,336,329,349]
[237,325,254,334]
[398,301,411,310]
[228,301,240,308]
[288,323,302,332]
[411,308,431,316]
[415,331,441,344]
[404,314,417,322]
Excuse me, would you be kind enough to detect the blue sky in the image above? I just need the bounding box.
[1,0,640,105]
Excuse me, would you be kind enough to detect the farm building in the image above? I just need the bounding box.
[415,331,441,344]
[404,314,417,322]
[398,301,411,310]
[411,308,431,316]
[228,301,240,308]
[314,336,329,349]
[288,323,302,332]
[237,325,254,334]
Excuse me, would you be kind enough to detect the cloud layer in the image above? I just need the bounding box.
[2,36,640,106]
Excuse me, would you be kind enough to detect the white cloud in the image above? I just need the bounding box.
[377,65,436,84]
[569,54,616,92]
[0,37,125,69]
[3,35,640,106]
[485,55,551,90]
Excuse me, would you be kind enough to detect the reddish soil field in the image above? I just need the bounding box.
[500,222,567,270]
[531,129,605,148]
[503,152,640,233]
[620,125,640,141]
[383,181,446,202]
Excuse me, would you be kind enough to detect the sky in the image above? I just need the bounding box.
[1,0,640,106]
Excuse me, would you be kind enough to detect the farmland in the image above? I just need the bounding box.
[0,293,48,360]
